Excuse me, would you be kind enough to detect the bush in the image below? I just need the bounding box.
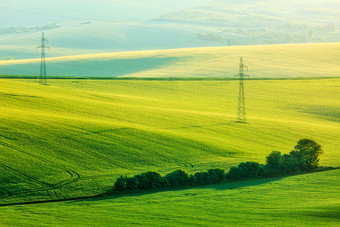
[227,162,264,179]
[143,171,162,189]
[207,168,225,183]
[194,171,210,185]
[188,174,197,185]
[160,177,170,188]
[136,174,149,189]
[265,151,283,174]
[114,176,127,191]
[281,154,299,173]
[136,171,162,190]
[126,176,139,190]
[165,169,190,187]
[289,150,306,170]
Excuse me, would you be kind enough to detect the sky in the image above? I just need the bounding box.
[0,0,208,26]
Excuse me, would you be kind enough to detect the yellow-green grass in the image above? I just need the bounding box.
[0,43,339,77]
[0,78,339,205]
[1,169,339,226]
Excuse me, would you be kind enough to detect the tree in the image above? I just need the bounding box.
[265,151,283,174]
[194,171,210,185]
[207,168,225,183]
[165,169,190,187]
[136,171,162,189]
[143,171,162,189]
[281,154,299,173]
[291,139,323,170]
[114,176,127,191]
[126,176,139,190]
[227,162,264,179]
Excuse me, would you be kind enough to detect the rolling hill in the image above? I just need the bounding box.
[0,43,340,77]
[1,1,339,225]
[0,77,339,206]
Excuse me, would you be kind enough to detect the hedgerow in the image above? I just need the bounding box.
[114,139,324,192]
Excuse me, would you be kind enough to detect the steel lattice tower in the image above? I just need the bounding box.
[237,57,248,122]
[37,32,49,85]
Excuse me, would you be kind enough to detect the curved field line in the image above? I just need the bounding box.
[0,187,11,199]
[0,141,80,200]
[56,135,127,169]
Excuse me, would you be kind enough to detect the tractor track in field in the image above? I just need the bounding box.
[0,188,10,198]
[0,141,80,200]
[53,122,128,169]
[59,134,127,169]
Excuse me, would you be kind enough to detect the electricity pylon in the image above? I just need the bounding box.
[37,32,49,85]
[237,57,248,122]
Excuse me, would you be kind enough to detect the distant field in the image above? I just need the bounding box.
[0,78,339,206]
[0,43,339,77]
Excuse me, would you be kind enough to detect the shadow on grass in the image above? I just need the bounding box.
[1,168,337,207]
[74,176,283,204]
[78,167,339,203]
[0,57,182,77]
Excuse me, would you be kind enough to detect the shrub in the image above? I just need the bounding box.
[188,174,197,185]
[165,169,190,187]
[160,177,170,188]
[136,174,149,189]
[143,171,162,189]
[207,168,225,183]
[126,176,139,190]
[194,171,210,185]
[289,150,306,170]
[281,154,299,173]
[136,171,162,190]
[114,176,127,191]
[227,162,264,179]
[265,151,283,174]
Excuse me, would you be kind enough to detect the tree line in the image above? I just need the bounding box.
[113,139,324,192]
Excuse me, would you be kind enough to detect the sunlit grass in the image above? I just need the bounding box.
[0,78,339,205]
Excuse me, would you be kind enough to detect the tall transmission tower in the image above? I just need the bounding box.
[36,32,49,85]
[237,57,248,122]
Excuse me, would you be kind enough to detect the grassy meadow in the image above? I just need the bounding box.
[0,43,339,78]
[1,169,339,226]
[0,42,340,224]
[0,77,339,207]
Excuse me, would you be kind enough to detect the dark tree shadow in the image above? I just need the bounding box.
[68,176,284,204]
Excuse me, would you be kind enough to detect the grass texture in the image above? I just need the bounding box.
[0,78,339,206]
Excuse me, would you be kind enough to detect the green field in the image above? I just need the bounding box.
[1,169,339,226]
[0,76,339,225]
[1,77,340,197]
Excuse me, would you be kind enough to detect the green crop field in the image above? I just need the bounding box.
[0,76,339,226]
[0,43,340,225]
[1,169,339,226]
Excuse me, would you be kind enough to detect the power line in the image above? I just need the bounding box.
[237,57,248,122]
[36,32,49,85]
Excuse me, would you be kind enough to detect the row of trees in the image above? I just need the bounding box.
[114,139,324,192]
[228,139,324,179]
[114,168,226,191]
